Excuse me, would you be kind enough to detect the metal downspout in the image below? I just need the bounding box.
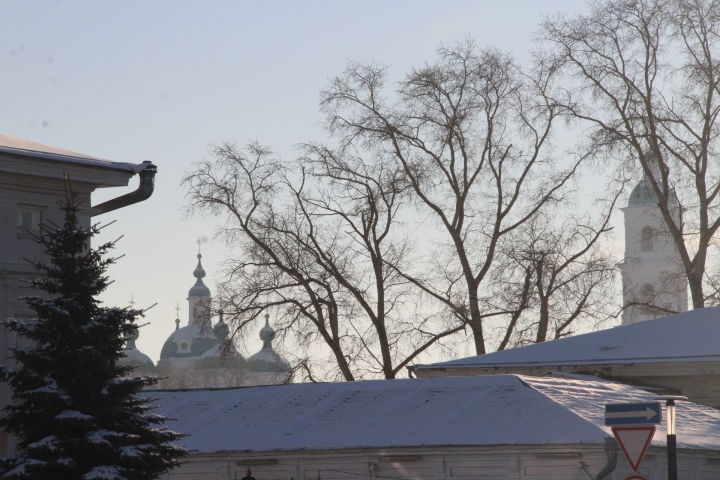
[595,437,619,480]
[92,161,157,215]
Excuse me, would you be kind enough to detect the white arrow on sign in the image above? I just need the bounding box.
[605,407,658,421]
[612,426,656,472]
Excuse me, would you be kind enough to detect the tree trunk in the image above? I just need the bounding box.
[468,286,486,355]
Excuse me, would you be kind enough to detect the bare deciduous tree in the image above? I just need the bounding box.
[320,42,590,354]
[185,143,463,380]
[544,0,720,308]
[490,206,618,351]
[185,41,622,379]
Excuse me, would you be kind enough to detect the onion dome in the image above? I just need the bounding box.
[247,314,290,374]
[119,326,157,375]
[193,312,244,369]
[188,253,211,298]
[213,313,230,340]
[628,175,679,208]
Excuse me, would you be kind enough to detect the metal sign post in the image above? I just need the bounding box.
[656,396,687,480]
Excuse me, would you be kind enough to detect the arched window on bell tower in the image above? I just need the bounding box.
[640,226,654,252]
[639,283,656,305]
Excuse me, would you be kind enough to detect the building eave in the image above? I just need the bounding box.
[0,145,145,174]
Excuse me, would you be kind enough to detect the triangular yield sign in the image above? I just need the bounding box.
[612,426,656,472]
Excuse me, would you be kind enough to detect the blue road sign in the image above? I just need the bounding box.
[605,402,661,426]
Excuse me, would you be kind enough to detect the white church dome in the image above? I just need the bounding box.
[119,327,157,376]
[160,323,225,361]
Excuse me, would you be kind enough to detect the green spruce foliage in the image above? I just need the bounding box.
[0,198,185,479]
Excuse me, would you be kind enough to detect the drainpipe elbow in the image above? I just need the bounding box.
[93,161,157,216]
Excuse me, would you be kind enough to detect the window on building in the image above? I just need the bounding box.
[16,205,42,236]
[640,226,654,251]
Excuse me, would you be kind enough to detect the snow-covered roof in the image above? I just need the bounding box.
[0,134,145,173]
[419,308,720,371]
[149,374,720,454]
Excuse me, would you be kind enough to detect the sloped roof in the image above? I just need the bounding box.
[0,134,144,173]
[420,308,720,371]
[149,374,720,454]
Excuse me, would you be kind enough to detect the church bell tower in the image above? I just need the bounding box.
[620,167,688,325]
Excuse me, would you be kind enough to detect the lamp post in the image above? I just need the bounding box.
[655,395,687,480]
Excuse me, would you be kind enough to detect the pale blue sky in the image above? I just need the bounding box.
[1,1,593,362]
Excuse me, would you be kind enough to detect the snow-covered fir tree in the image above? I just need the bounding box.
[0,198,185,479]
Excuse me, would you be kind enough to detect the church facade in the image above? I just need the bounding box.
[120,252,291,390]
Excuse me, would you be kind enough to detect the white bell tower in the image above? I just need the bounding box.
[619,172,688,325]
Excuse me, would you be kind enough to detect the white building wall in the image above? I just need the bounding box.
[155,360,248,390]
[0,173,95,456]
[0,151,136,456]
[161,446,720,480]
